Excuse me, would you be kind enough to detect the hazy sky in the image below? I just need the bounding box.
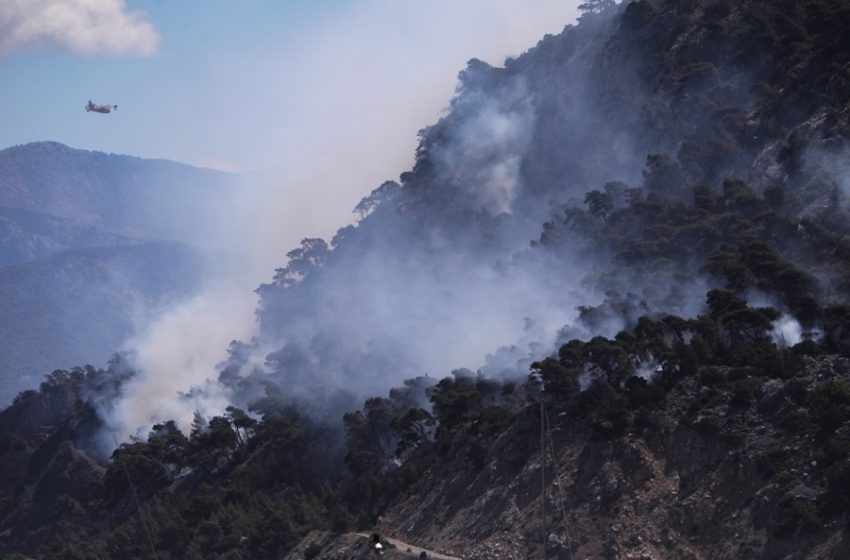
[1,1,580,172]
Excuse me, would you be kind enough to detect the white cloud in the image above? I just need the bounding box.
[0,0,158,57]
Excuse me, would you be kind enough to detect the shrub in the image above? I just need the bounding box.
[730,378,763,408]
[775,495,820,536]
[695,415,721,436]
[698,366,726,386]
[808,381,850,432]
[822,461,850,515]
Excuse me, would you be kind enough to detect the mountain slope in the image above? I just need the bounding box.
[4,1,850,559]
[241,0,850,404]
[379,358,850,560]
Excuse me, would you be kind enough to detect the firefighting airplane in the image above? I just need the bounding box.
[85,100,118,114]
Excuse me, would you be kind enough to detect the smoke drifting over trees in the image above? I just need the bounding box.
[106,0,850,439]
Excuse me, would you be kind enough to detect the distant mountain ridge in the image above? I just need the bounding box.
[0,141,233,244]
[0,206,137,268]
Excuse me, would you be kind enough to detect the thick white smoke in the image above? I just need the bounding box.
[108,282,257,439]
[431,78,535,214]
[772,315,803,347]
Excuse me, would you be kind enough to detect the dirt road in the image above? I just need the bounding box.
[354,532,462,559]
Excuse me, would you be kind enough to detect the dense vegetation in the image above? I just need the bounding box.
[7,282,850,558]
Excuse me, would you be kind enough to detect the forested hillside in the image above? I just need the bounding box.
[4,0,850,558]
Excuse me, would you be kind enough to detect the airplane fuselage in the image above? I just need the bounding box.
[85,102,117,114]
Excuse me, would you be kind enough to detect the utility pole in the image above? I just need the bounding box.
[540,395,547,560]
[112,433,159,560]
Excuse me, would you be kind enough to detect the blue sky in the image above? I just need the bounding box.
[0,1,579,173]
[1,1,348,167]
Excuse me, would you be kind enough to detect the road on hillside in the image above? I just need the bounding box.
[354,532,462,560]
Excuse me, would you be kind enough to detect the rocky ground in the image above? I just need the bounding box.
[293,357,850,560]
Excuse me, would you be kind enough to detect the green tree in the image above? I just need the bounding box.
[578,0,617,16]
[343,398,406,475]
[531,357,580,398]
[225,406,258,452]
[584,190,614,220]
[188,415,237,470]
